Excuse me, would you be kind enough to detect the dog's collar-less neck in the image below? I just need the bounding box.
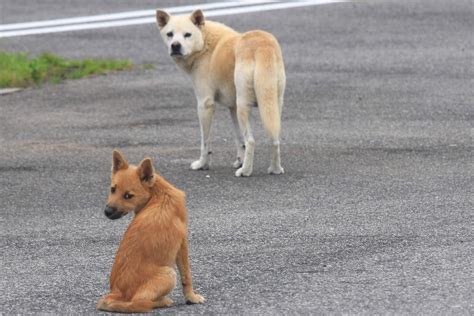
[175,52,201,73]
[136,173,181,215]
[176,49,207,74]
[133,192,159,217]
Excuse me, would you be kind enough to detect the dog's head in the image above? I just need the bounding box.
[156,9,205,59]
[104,150,156,220]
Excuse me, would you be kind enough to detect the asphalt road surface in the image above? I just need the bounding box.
[1,0,473,314]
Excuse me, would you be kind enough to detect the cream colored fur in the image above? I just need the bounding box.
[156,9,285,177]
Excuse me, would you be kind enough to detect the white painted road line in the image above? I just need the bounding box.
[0,0,349,38]
[0,1,273,31]
[0,88,22,95]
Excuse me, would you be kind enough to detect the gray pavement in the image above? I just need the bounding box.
[1,0,473,314]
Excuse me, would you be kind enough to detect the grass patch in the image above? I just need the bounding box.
[0,51,133,88]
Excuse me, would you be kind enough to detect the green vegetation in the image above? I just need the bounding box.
[0,51,134,88]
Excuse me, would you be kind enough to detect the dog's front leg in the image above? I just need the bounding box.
[191,97,215,170]
[176,239,205,304]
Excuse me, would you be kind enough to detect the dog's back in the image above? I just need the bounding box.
[97,151,204,312]
[109,175,187,299]
[156,9,285,176]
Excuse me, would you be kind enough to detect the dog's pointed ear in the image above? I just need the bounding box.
[156,10,170,28]
[190,9,205,27]
[112,150,129,173]
[137,157,155,184]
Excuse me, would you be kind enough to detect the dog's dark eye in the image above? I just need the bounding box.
[123,193,133,200]
[110,187,116,193]
[184,33,192,38]
[166,32,173,38]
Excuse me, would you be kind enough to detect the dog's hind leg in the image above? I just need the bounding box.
[235,62,256,177]
[235,103,255,177]
[267,63,286,175]
[254,48,284,175]
[229,106,245,168]
[132,266,177,303]
[96,267,177,312]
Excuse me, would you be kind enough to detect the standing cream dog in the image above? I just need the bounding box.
[156,9,285,177]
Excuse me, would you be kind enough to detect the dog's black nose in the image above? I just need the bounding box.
[171,42,181,53]
[104,206,117,217]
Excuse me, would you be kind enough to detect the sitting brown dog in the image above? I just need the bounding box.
[96,150,204,312]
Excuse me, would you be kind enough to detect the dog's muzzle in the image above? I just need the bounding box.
[170,42,183,56]
[104,206,123,220]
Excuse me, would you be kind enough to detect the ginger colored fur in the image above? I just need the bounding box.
[96,150,204,313]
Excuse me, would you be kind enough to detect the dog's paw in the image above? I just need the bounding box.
[156,296,173,308]
[268,165,284,175]
[232,158,243,169]
[185,293,205,305]
[235,166,252,177]
[190,160,209,170]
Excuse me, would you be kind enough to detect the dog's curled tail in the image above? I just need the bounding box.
[97,299,157,313]
[254,47,283,141]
